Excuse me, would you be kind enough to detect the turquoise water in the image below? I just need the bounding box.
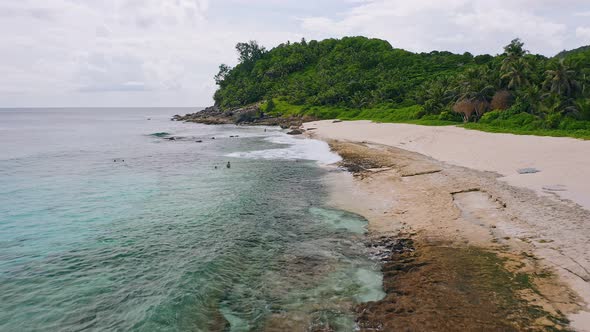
[0,108,384,331]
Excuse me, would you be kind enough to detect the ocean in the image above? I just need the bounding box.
[0,108,384,331]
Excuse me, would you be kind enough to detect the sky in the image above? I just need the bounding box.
[1,0,590,107]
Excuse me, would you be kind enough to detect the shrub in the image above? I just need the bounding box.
[453,100,476,122]
[545,113,562,129]
[439,111,463,122]
[490,90,513,111]
[265,98,276,113]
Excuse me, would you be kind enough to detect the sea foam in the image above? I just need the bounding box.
[227,132,342,165]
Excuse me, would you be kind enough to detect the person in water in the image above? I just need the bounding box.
[226,161,231,169]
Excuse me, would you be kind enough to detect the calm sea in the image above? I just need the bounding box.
[0,108,384,331]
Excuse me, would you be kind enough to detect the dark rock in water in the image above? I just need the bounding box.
[287,129,303,135]
[517,168,540,174]
[150,132,170,138]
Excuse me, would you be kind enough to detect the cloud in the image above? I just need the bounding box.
[574,11,590,17]
[576,26,590,43]
[0,0,589,107]
[300,0,582,55]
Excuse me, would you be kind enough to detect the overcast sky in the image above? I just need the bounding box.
[1,0,590,107]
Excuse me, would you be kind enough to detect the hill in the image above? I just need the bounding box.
[209,37,590,139]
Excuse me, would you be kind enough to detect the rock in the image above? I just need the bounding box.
[287,129,303,135]
[517,168,540,174]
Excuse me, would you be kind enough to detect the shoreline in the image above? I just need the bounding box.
[306,128,590,330]
[305,120,590,211]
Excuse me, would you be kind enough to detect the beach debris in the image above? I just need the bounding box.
[517,168,540,174]
[332,120,342,123]
[542,185,567,192]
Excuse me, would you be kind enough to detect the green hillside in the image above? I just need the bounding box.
[213,37,590,139]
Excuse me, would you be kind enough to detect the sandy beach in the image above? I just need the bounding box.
[305,120,590,210]
[304,120,590,331]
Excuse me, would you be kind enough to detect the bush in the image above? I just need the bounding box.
[439,111,463,122]
[479,110,502,123]
[265,98,276,113]
[544,113,562,129]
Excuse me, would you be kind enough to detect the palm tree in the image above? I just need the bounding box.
[520,85,543,115]
[501,59,531,90]
[501,38,527,72]
[457,68,495,119]
[422,76,457,114]
[544,59,580,97]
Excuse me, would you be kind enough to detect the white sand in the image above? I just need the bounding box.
[305,120,590,211]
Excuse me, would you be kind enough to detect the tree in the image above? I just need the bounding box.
[501,59,530,90]
[420,76,456,114]
[500,39,530,90]
[236,41,266,63]
[544,59,580,97]
[214,64,231,85]
[503,38,527,59]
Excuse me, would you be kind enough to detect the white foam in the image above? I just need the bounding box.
[227,133,342,165]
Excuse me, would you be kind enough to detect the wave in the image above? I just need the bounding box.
[227,133,341,165]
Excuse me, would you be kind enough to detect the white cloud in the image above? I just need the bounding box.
[300,0,585,55]
[574,11,590,17]
[0,0,589,107]
[576,26,590,43]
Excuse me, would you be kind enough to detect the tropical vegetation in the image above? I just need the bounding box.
[213,37,590,138]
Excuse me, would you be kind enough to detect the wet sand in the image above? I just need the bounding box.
[314,139,590,331]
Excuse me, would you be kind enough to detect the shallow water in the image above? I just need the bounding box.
[0,108,384,331]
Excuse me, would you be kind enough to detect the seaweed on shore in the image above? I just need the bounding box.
[356,238,572,331]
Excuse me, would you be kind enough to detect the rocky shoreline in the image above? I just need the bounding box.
[321,141,584,331]
[172,103,315,134]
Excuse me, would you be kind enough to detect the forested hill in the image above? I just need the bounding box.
[214,37,481,108]
[212,36,590,138]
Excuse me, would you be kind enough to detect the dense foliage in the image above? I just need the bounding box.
[213,37,590,138]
